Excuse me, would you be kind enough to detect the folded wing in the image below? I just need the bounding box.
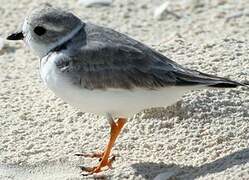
[54,23,243,90]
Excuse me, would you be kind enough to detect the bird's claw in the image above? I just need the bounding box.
[79,155,116,176]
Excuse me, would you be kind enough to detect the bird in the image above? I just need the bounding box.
[7,4,245,175]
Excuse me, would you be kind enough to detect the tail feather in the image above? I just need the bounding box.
[174,69,245,88]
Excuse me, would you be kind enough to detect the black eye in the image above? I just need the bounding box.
[33,26,46,36]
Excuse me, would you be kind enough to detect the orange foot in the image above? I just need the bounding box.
[76,117,127,176]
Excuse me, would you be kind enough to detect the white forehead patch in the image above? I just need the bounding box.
[22,18,29,35]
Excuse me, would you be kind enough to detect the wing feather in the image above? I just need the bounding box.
[53,23,242,90]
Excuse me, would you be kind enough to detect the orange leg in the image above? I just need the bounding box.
[79,117,127,175]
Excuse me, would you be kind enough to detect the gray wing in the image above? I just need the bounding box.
[54,23,242,90]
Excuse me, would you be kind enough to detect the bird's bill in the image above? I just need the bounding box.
[7,31,24,40]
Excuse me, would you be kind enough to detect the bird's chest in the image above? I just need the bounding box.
[40,55,71,94]
[40,56,57,87]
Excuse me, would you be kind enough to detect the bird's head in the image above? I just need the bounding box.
[7,4,83,58]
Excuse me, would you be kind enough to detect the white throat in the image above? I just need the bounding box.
[22,19,83,58]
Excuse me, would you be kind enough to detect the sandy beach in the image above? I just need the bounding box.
[0,0,249,179]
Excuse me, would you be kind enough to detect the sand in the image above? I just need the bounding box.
[0,0,249,179]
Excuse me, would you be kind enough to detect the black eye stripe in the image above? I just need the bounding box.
[33,26,46,36]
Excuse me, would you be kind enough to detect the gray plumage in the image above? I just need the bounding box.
[52,22,242,90]
[26,4,82,45]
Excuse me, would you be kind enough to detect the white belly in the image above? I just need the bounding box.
[40,55,197,117]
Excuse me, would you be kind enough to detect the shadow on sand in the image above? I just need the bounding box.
[132,148,249,179]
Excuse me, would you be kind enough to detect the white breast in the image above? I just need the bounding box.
[40,54,198,117]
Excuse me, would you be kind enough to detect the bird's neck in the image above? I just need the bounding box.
[41,23,85,58]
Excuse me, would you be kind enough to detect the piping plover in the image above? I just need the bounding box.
[7,4,245,175]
